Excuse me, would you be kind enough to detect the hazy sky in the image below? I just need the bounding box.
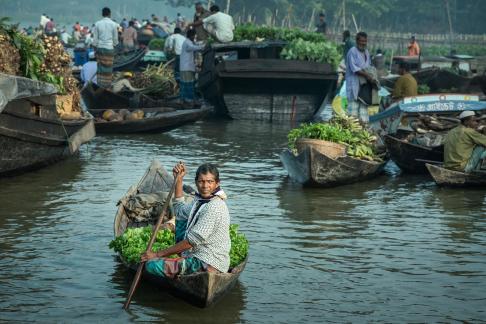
[0,0,193,27]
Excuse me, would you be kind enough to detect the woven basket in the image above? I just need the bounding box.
[296,138,346,158]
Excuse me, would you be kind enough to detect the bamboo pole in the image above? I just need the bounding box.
[342,0,346,31]
[225,0,231,14]
[307,8,316,31]
[445,0,454,49]
[351,14,359,33]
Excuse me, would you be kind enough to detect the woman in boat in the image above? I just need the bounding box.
[141,162,231,277]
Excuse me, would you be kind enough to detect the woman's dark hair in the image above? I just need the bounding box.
[195,163,220,182]
[129,20,134,27]
[102,7,111,17]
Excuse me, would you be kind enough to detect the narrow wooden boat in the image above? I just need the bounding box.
[113,160,247,307]
[81,82,186,111]
[384,134,443,173]
[426,163,486,187]
[113,48,146,72]
[90,106,211,134]
[0,74,95,176]
[280,146,387,187]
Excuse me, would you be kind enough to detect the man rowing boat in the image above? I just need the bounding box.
[141,163,231,277]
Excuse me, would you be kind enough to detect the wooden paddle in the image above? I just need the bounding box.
[123,170,182,309]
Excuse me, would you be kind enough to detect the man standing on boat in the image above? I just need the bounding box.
[141,163,231,278]
[392,62,417,101]
[315,13,327,35]
[444,111,486,172]
[345,32,376,123]
[179,29,204,107]
[92,7,119,88]
[165,27,186,83]
[407,36,420,57]
[188,2,211,42]
[200,5,235,43]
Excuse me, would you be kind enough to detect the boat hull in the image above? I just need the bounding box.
[280,147,386,187]
[384,134,443,173]
[426,163,486,187]
[0,108,95,176]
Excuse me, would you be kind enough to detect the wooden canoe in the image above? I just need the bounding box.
[384,134,443,173]
[90,106,211,134]
[280,147,387,187]
[426,163,486,187]
[113,160,247,307]
[113,48,146,72]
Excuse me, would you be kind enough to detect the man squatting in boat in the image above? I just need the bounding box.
[141,163,231,277]
[444,110,486,173]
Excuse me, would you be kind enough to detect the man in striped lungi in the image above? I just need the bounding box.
[92,7,119,88]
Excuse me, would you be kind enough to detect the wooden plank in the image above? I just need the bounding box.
[220,59,335,74]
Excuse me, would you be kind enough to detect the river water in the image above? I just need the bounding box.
[0,119,485,323]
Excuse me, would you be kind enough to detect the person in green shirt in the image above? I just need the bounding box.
[392,62,417,101]
[444,110,486,172]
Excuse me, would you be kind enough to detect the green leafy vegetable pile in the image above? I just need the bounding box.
[232,24,341,68]
[229,224,249,268]
[234,24,326,43]
[280,38,341,69]
[109,224,249,268]
[287,114,379,161]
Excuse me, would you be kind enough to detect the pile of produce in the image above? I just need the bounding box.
[233,24,326,43]
[109,224,249,268]
[232,24,341,68]
[132,63,177,98]
[288,115,379,161]
[417,84,430,94]
[97,109,144,122]
[148,38,165,51]
[280,38,341,69]
[0,18,81,112]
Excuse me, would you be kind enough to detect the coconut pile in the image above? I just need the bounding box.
[96,109,145,123]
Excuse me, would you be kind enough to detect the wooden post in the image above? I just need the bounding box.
[342,0,346,31]
[351,14,358,33]
[445,0,454,49]
[307,8,316,31]
[225,0,231,14]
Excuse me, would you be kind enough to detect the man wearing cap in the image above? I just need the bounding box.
[392,62,417,101]
[315,13,327,35]
[444,111,486,172]
[80,51,97,86]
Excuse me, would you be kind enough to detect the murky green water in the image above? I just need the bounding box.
[0,119,485,322]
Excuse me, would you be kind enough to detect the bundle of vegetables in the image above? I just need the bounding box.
[132,63,177,98]
[233,24,326,43]
[417,84,430,94]
[109,224,249,267]
[288,115,379,161]
[280,38,341,69]
[0,18,81,111]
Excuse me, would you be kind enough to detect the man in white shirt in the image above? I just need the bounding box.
[180,29,204,107]
[60,29,72,46]
[80,52,97,86]
[92,7,119,88]
[164,27,186,82]
[202,5,234,43]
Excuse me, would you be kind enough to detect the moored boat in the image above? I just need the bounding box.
[0,74,95,176]
[113,160,247,307]
[113,48,146,72]
[199,41,338,122]
[426,163,486,187]
[384,134,443,173]
[280,146,387,187]
[90,106,211,134]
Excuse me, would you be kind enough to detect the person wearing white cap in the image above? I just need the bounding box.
[80,51,98,87]
[444,110,486,172]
